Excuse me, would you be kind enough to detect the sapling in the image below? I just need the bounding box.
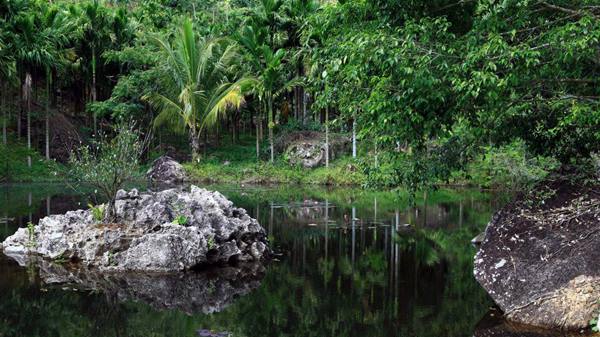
[68,123,148,222]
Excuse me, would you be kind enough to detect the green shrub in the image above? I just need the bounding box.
[88,203,105,222]
[462,140,559,190]
[173,215,188,225]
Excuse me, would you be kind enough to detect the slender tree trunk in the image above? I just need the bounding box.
[325,107,329,168]
[352,115,357,159]
[24,72,32,168]
[259,113,263,140]
[268,96,274,163]
[302,90,307,126]
[17,97,21,141]
[45,68,51,160]
[1,84,6,145]
[203,130,207,157]
[190,128,200,162]
[91,47,97,135]
[256,114,260,161]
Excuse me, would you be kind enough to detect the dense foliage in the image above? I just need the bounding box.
[0,0,598,189]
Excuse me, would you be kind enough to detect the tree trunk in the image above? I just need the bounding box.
[1,83,6,145]
[302,90,307,126]
[256,115,260,161]
[203,130,207,157]
[352,115,357,159]
[91,47,97,135]
[325,107,329,168]
[24,72,32,168]
[45,68,52,160]
[268,96,274,163]
[190,128,200,162]
[17,99,21,141]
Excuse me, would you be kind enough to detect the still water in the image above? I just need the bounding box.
[0,183,510,337]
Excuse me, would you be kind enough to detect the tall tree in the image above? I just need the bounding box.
[0,34,16,146]
[40,4,70,160]
[12,8,65,167]
[145,19,253,161]
[283,0,319,123]
[70,0,111,136]
[238,24,297,163]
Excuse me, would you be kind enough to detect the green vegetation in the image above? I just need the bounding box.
[68,124,144,220]
[0,0,597,190]
[26,221,35,248]
[172,214,188,226]
[88,203,105,223]
[0,142,63,182]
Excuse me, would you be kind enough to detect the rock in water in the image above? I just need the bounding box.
[2,186,269,272]
[474,179,600,330]
[146,155,186,184]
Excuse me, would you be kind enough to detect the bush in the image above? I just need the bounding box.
[461,140,559,190]
[68,124,145,221]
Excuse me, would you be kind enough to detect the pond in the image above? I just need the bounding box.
[0,183,514,337]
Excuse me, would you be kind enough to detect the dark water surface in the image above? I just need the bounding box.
[0,183,512,337]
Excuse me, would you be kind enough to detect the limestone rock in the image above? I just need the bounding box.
[274,131,350,168]
[146,155,186,184]
[474,180,600,330]
[2,186,270,272]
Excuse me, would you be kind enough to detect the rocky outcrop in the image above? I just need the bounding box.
[473,311,589,337]
[474,179,600,330]
[1,186,269,272]
[274,131,351,168]
[32,259,265,315]
[146,155,187,184]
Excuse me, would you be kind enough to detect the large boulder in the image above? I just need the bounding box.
[146,155,187,184]
[474,178,600,330]
[1,186,270,272]
[274,131,351,168]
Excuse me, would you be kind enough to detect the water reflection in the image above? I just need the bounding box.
[33,259,265,315]
[0,183,510,337]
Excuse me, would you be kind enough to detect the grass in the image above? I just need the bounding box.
[185,156,365,186]
[0,141,64,183]
[183,135,366,186]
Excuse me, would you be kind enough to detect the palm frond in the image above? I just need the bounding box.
[202,77,258,130]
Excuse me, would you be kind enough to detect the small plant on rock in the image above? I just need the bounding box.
[207,236,215,250]
[173,215,188,226]
[26,222,36,248]
[591,306,600,332]
[88,203,105,222]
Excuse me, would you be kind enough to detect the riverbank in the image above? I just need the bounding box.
[2,137,559,190]
[0,143,64,183]
[183,159,365,186]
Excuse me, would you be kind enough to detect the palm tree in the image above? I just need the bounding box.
[238,25,299,163]
[40,4,71,160]
[145,19,254,161]
[251,0,284,47]
[0,34,16,146]
[283,0,319,122]
[12,10,65,167]
[70,0,111,136]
